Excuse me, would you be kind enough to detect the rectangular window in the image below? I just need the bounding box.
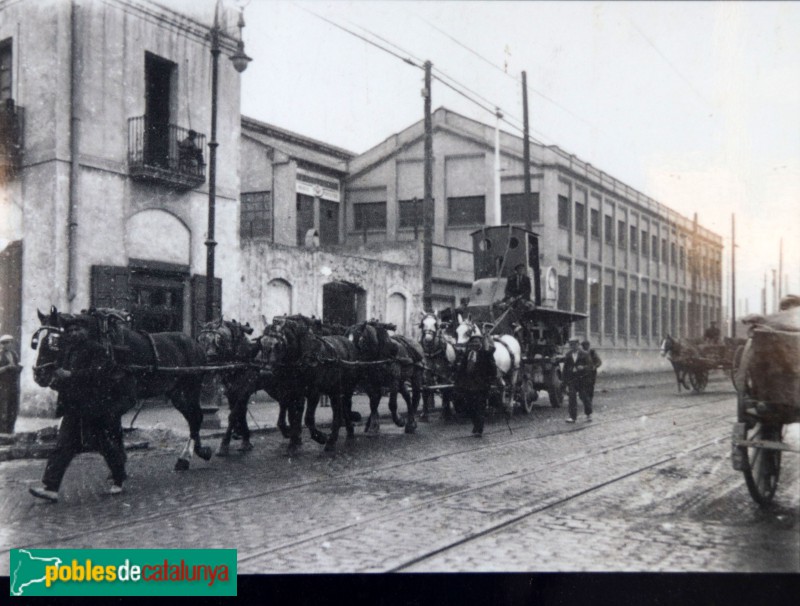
[575,202,586,234]
[641,295,649,337]
[557,275,571,311]
[589,282,600,334]
[398,198,423,229]
[557,195,570,229]
[652,235,659,261]
[651,294,659,337]
[144,52,176,169]
[629,225,638,252]
[617,220,626,249]
[604,285,614,336]
[641,231,649,257]
[0,39,12,102]
[574,278,587,335]
[617,288,627,336]
[604,215,613,244]
[354,201,387,231]
[670,242,677,267]
[590,209,600,238]
[670,299,677,336]
[629,292,638,338]
[661,239,668,264]
[240,191,272,240]
[501,192,539,224]
[661,297,669,337]
[447,195,485,226]
[679,246,685,270]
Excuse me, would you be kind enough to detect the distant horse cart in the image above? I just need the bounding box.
[660,335,744,393]
[731,308,800,505]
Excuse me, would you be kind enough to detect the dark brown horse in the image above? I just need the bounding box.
[32,307,213,470]
[196,318,260,456]
[346,320,425,435]
[257,317,361,452]
[660,335,695,392]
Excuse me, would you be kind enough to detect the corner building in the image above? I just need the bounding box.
[345,108,723,369]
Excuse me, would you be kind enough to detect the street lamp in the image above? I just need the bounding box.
[206,1,250,322]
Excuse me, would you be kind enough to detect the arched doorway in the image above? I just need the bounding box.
[323,281,366,327]
[265,278,292,323]
[386,292,407,335]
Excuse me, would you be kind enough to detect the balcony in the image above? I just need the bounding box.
[0,100,24,180]
[128,116,206,190]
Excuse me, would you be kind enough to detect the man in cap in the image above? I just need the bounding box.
[29,315,128,503]
[503,263,532,305]
[581,340,602,409]
[561,337,592,423]
[453,332,497,437]
[0,334,21,434]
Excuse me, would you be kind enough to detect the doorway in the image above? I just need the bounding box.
[322,281,366,328]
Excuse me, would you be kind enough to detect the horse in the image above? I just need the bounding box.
[659,335,695,392]
[196,317,260,456]
[257,317,361,452]
[454,315,521,413]
[346,320,426,435]
[32,306,213,470]
[418,312,457,419]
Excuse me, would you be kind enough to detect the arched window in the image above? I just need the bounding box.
[387,292,407,335]
[265,279,292,323]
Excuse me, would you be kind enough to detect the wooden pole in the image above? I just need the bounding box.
[422,61,433,312]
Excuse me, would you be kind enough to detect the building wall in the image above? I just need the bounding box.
[5,0,244,413]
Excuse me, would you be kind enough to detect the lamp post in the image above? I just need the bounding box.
[206,1,251,321]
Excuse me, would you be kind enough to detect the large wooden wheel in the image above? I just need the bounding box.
[739,417,784,506]
[548,368,563,408]
[688,369,708,393]
[517,377,537,415]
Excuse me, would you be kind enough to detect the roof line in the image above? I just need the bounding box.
[241,115,357,160]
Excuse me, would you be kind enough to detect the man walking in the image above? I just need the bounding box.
[581,340,602,409]
[29,315,128,503]
[562,337,592,423]
[453,333,496,437]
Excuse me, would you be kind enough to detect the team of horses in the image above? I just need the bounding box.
[32,307,509,463]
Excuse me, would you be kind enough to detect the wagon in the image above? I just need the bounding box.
[662,336,745,394]
[731,314,800,505]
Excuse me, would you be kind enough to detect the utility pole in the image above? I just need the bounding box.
[691,213,699,338]
[762,273,767,315]
[422,60,433,312]
[493,107,503,225]
[778,238,783,302]
[522,71,532,231]
[772,269,777,313]
[731,214,736,338]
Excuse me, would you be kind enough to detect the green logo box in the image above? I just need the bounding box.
[10,548,237,597]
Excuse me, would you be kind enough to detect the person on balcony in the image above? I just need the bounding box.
[178,130,204,175]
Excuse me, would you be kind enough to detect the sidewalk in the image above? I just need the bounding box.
[3,369,699,459]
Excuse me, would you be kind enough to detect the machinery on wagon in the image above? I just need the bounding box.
[731,307,800,505]
[453,225,586,414]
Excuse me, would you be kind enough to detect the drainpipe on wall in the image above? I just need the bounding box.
[66,0,80,307]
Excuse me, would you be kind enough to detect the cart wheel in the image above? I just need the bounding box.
[740,421,784,506]
[518,378,536,415]
[689,369,708,393]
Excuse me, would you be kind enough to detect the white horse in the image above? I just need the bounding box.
[419,312,458,417]
[455,315,521,410]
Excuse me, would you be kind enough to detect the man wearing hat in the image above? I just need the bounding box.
[503,263,532,305]
[561,337,592,423]
[453,332,497,437]
[29,315,128,503]
[0,334,21,434]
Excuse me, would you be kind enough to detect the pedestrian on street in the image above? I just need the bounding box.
[453,333,496,437]
[0,334,22,434]
[562,337,592,423]
[29,315,128,503]
[581,340,602,408]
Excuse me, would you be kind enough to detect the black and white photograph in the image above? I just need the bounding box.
[1,0,799,595]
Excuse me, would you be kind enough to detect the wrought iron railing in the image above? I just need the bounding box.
[0,100,24,179]
[128,116,206,188]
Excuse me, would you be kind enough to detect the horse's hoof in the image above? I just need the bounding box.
[216,445,230,457]
[287,442,300,454]
[405,422,417,435]
[350,411,362,422]
[174,458,190,472]
[238,441,253,452]
[419,414,429,423]
[196,446,213,461]
[278,427,292,439]
[310,432,327,445]
[323,442,336,453]
[346,431,355,440]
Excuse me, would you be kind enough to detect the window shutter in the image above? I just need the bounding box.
[190,274,222,336]
[91,265,131,311]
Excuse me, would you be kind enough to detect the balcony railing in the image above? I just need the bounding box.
[0,100,24,180]
[128,116,206,190]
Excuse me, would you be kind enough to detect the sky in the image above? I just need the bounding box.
[212,1,799,316]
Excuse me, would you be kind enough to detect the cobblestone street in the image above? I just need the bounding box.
[1,374,798,574]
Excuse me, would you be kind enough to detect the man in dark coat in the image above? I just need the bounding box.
[581,340,602,408]
[453,334,496,437]
[29,316,128,503]
[704,321,720,343]
[562,337,592,423]
[0,334,21,434]
[504,263,532,304]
